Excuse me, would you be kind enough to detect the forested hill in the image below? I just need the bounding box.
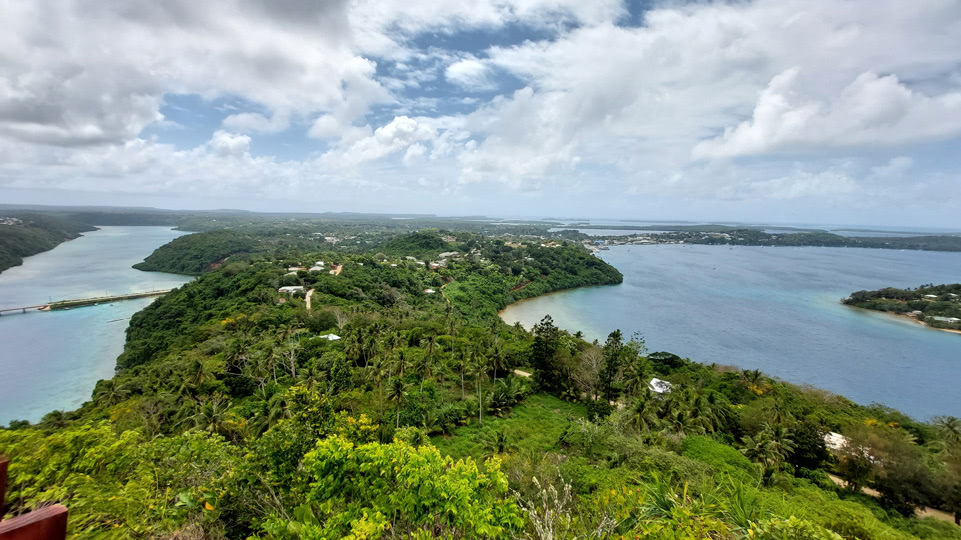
[2,228,961,539]
[133,230,259,275]
[844,284,961,330]
[0,213,97,273]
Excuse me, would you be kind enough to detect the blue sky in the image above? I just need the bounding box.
[1,0,960,227]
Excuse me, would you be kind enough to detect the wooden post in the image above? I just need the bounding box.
[0,457,68,540]
[0,456,7,520]
[0,506,68,540]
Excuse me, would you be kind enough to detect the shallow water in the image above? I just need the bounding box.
[501,245,961,420]
[0,227,191,424]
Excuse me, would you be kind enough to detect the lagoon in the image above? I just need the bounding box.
[501,245,961,420]
[0,227,191,425]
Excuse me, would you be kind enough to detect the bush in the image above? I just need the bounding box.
[681,435,758,481]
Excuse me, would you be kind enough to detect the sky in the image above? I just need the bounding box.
[1,0,960,227]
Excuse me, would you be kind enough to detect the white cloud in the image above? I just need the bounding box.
[0,0,385,147]
[445,59,495,91]
[1,0,961,222]
[222,112,290,133]
[692,69,961,158]
[322,115,436,169]
[209,131,251,157]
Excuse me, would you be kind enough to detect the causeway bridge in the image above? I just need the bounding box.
[0,289,173,316]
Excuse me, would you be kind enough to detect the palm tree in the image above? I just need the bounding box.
[934,416,961,447]
[387,379,408,428]
[741,423,795,484]
[93,379,130,406]
[473,351,488,425]
[266,391,292,427]
[621,356,649,399]
[490,344,508,385]
[627,390,660,435]
[192,394,233,436]
[490,376,525,415]
[395,349,408,379]
[740,369,764,393]
[419,334,437,390]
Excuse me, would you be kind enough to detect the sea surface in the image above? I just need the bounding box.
[501,245,961,420]
[0,227,191,425]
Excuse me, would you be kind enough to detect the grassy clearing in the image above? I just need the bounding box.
[432,392,586,461]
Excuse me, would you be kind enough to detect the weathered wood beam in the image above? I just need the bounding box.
[0,505,68,540]
[0,456,7,520]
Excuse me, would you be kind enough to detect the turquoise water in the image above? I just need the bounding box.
[0,227,191,425]
[501,245,961,420]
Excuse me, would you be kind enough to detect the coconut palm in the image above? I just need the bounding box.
[490,344,508,385]
[419,334,437,390]
[934,416,961,447]
[741,423,795,484]
[387,379,408,428]
[627,389,660,435]
[192,394,233,436]
[93,379,130,406]
[621,356,649,399]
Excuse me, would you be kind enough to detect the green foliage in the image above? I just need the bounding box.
[133,230,257,274]
[0,213,96,273]
[258,436,523,538]
[682,435,758,481]
[5,221,960,540]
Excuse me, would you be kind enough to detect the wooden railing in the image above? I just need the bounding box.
[0,456,68,540]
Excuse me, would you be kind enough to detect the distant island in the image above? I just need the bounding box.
[843,284,961,334]
[557,226,961,252]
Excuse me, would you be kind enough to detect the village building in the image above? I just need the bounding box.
[278,286,305,293]
[648,377,673,394]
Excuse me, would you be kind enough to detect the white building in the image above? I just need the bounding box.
[278,286,305,294]
[319,333,341,341]
[824,432,849,451]
[648,378,673,394]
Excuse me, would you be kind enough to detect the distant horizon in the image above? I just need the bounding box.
[2,200,960,233]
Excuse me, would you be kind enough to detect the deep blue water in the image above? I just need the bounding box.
[501,245,961,420]
[0,227,191,425]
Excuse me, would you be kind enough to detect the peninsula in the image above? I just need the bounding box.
[843,284,961,334]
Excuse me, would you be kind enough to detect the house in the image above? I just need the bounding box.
[648,377,673,394]
[318,333,341,341]
[309,266,324,272]
[287,266,306,272]
[424,288,436,294]
[278,286,305,294]
[930,316,961,323]
[924,294,939,299]
[438,251,459,259]
[824,432,849,451]
[315,261,325,267]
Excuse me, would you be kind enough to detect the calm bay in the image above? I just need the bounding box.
[0,226,191,425]
[501,245,961,420]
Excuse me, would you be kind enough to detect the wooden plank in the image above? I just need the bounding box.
[0,456,7,521]
[0,505,68,540]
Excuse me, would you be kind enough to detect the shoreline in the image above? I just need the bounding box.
[845,304,961,336]
[498,283,616,327]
